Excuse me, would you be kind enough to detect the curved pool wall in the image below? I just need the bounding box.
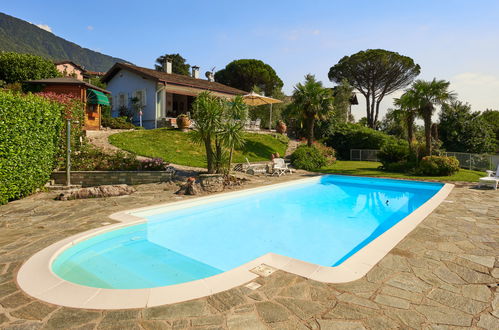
[17,175,454,309]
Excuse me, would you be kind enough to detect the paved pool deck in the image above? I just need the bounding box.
[0,174,497,329]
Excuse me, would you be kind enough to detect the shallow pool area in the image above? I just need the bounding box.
[52,175,443,289]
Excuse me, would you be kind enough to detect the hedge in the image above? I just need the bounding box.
[0,91,62,204]
[325,123,399,159]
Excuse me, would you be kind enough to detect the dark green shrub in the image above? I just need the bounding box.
[325,123,398,159]
[0,91,62,204]
[313,142,336,165]
[378,141,409,169]
[102,116,137,129]
[290,145,328,171]
[0,52,59,84]
[418,156,460,176]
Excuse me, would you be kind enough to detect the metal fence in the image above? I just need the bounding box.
[350,149,380,162]
[350,149,499,171]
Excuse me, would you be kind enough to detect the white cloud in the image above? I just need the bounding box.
[87,25,94,31]
[451,72,499,111]
[34,23,52,33]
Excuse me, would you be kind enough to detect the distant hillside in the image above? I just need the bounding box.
[0,12,129,72]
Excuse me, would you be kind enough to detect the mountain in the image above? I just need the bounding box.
[0,12,129,72]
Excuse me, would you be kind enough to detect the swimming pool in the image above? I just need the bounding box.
[51,175,443,290]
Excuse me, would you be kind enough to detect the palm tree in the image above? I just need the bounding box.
[292,74,334,146]
[403,79,455,155]
[393,92,418,148]
[219,96,248,173]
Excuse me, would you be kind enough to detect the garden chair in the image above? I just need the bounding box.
[478,164,499,190]
[253,118,261,131]
[243,119,252,130]
[271,158,292,177]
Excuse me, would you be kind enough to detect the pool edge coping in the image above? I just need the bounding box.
[16,176,454,310]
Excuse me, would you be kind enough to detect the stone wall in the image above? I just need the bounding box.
[51,171,174,187]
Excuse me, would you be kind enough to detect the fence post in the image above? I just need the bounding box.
[469,154,472,170]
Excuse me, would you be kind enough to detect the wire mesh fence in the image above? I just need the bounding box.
[350,149,380,162]
[350,149,498,171]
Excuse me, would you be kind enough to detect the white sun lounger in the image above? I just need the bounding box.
[271,158,293,176]
[478,164,499,190]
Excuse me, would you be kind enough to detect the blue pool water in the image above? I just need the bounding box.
[52,175,443,289]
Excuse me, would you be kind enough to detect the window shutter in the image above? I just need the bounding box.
[141,89,147,106]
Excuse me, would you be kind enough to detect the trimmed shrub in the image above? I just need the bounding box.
[72,144,169,171]
[102,116,138,129]
[313,141,336,165]
[325,123,398,159]
[0,91,62,204]
[418,156,460,176]
[290,145,328,171]
[378,140,409,169]
[0,52,59,84]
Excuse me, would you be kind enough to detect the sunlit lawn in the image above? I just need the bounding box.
[318,161,484,182]
[109,128,288,168]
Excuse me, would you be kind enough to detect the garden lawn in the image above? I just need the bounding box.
[108,128,288,168]
[319,161,484,182]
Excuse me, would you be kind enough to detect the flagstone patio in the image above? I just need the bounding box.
[0,175,497,329]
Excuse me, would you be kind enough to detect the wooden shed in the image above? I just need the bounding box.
[26,77,110,130]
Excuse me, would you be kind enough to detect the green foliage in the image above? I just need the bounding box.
[0,91,62,204]
[215,59,283,95]
[72,144,169,171]
[379,108,408,140]
[0,13,126,72]
[101,116,138,129]
[191,93,248,173]
[319,161,482,182]
[328,49,420,128]
[89,77,106,89]
[325,123,399,159]
[0,51,59,84]
[290,74,334,146]
[418,156,460,176]
[401,79,456,155]
[290,145,328,171]
[332,79,354,123]
[37,92,85,169]
[438,101,495,153]
[108,129,288,168]
[154,53,190,75]
[248,87,288,129]
[480,109,499,147]
[378,141,410,166]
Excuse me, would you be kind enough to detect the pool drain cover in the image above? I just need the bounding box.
[244,282,262,290]
[250,264,277,277]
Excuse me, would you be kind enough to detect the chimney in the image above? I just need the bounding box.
[191,66,200,79]
[163,57,172,74]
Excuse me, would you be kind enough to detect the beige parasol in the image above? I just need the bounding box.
[242,91,282,130]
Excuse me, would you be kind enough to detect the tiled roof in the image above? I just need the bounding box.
[26,77,110,93]
[102,63,247,95]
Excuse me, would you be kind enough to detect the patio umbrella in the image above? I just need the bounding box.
[242,91,283,130]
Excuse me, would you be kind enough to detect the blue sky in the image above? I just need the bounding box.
[2,0,499,119]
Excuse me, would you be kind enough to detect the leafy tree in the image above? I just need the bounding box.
[291,74,334,147]
[480,109,499,144]
[191,92,248,173]
[328,49,420,129]
[439,101,495,153]
[401,79,456,155]
[0,51,59,84]
[215,59,283,95]
[332,79,354,123]
[379,108,408,140]
[154,53,190,75]
[248,86,288,129]
[393,92,418,149]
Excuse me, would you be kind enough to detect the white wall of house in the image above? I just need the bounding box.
[106,69,158,129]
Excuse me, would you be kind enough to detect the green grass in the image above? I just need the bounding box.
[108,128,288,168]
[318,161,484,182]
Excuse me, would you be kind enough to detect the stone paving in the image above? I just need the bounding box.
[0,175,497,329]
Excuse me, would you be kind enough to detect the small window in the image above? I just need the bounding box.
[134,89,147,107]
[118,93,127,109]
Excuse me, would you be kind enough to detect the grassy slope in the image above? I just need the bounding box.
[109,129,288,168]
[318,161,484,182]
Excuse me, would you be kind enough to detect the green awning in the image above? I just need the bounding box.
[87,89,110,105]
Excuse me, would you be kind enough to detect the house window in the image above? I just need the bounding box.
[133,89,147,107]
[118,93,127,109]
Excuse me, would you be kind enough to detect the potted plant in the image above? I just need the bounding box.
[276,120,287,134]
[176,114,191,131]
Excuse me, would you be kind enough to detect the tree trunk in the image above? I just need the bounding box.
[306,116,315,147]
[424,114,432,156]
[406,112,415,151]
[228,147,234,174]
[364,94,371,127]
[215,137,223,174]
[204,137,214,173]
